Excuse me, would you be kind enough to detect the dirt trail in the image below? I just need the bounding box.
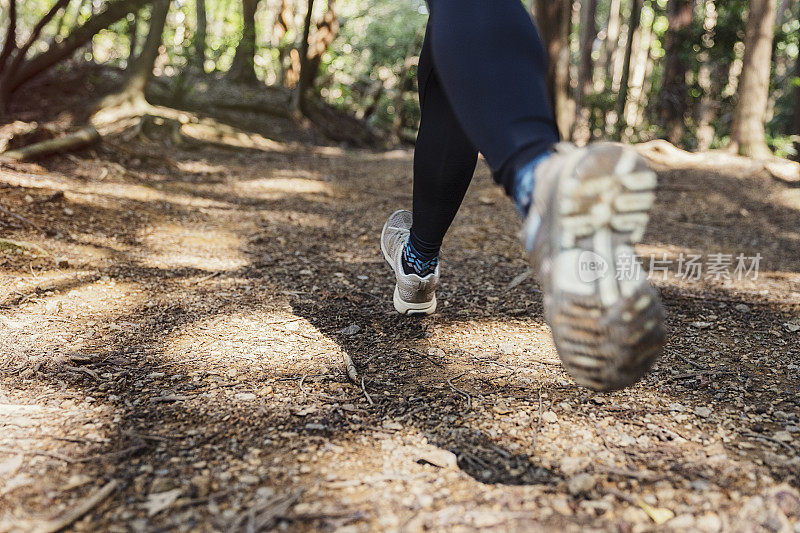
[1,129,799,532]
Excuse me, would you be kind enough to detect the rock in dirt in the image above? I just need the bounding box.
[416,448,458,469]
[499,343,515,355]
[695,512,722,532]
[338,324,361,336]
[784,321,800,333]
[235,392,257,401]
[694,406,713,418]
[774,488,800,518]
[0,455,23,476]
[567,473,596,495]
[560,456,591,476]
[542,411,558,424]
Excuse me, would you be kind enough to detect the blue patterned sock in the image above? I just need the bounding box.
[401,239,439,277]
[512,151,552,216]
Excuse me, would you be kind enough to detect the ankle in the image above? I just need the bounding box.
[402,239,439,277]
[511,151,551,216]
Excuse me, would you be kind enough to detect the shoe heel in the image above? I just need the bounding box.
[393,286,437,316]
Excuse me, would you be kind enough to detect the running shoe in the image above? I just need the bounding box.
[380,210,439,315]
[522,142,666,391]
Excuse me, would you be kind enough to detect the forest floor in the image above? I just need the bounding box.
[2,85,800,531]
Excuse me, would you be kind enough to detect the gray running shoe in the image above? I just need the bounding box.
[380,210,439,315]
[523,142,666,391]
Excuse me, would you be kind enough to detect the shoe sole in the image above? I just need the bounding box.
[545,144,666,391]
[380,218,437,317]
[393,286,437,315]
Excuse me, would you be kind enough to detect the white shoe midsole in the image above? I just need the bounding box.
[393,285,437,315]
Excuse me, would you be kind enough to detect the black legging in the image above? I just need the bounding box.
[410,0,560,256]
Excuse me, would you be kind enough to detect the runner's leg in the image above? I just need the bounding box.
[408,25,479,266]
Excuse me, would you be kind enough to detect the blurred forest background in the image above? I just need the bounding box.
[0,0,799,158]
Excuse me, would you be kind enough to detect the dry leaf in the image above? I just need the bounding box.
[637,499,674,525]
[143,489,181,517]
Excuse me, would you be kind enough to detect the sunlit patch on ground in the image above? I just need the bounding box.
[234,176,332,200]
[138,223,248,270]
[160,311,341,374]
[773,188,800,212]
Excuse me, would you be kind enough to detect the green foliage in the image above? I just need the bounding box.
[319,0,427,130]
[4,0,799,151]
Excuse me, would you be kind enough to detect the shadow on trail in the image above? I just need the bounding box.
[3,143,800,530]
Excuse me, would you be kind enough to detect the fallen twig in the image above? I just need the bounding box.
[232,489,304,531]
[411,348,445,368]
[0,446,75,463]
[667,370,737,382]
[360,376,374,406]
[33,479,118,533]
[0,205,44,232]
[531,387,543,452]
[263,317,304,326]
[74,444,146,463]
[504,268,531,291]
[742,432,796,453]
[605,487,637,504]
[446,375,472,410]
[342,352,358,383]
[676,354,708,370]
[599,466,660,481]
[192,271,221,284]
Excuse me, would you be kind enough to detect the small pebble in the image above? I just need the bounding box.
[694,406,712,418]
[541,411,558,424]
[567,473,596,495]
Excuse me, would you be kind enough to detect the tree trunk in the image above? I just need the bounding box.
[193,0,207,70]
[696,0,719,151]
[273,0,292,85]
[614,0,643,140]
[793,49,800,161]
[729,0,777,158]
[227,0,260,84]
[534,0,572,137]
[0,0,153,108]
[573,0,599,144]
[292,0,316,112]
[628,2,656,134]
[0,0,17,75]
[298,0,337,110]
[97,0,170,111]
[602,0,622,81]
[1,0,71,88]
[659,0,694,145]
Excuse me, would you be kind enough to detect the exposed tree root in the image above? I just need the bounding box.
[32,480,118,533]
[0,126,100,161]
[637,139,800,184]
